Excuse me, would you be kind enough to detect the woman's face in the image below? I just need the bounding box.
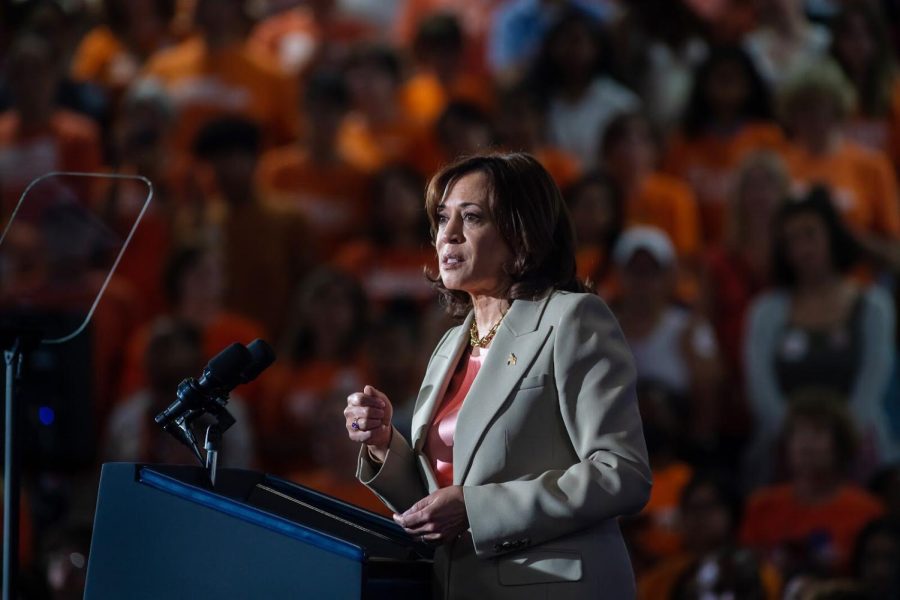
[605,120,656,177]
[680,484,733,552]
[570,182,617,245]
[705,59,750,117]
[781,212,834,281]
[737,165,783,233]
[620,251,671,306]
[787,419,838,479]
[435,172,513,297]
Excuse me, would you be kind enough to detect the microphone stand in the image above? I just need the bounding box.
[2,330,40,600]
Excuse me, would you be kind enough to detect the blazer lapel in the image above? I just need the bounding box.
[452,294,553,485]
[410,311,473,451]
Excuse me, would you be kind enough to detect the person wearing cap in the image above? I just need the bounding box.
[612,226,722,451]
[343,153,651,599]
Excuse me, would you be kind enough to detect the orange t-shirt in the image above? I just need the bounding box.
[399,70,495,127]
[636,461,694,560]
[70,25,159,91]
[627,172,702,259]
[256,146,369,257]
[663,122,785,243]
[337,110,422,174]
[143,36,299,152]
[781,139,900,239]
[739,483,885,573]
[247,7,373,75]
[533,146,583,191]
[0,110,104,218]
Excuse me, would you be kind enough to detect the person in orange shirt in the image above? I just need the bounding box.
[639,472,782,600]
[0,34,104,218]
[258,267,368,475]
[400,13,494,128]
[496,85,582,190]
[70,0,176,95]
[829,2,900,168]
[119,241,268,402]
[247,0,372,76]
[778,60,900,268]
[332,164,436,311]
[191,117,315,338]
[601,112,702,262]
[338,44,422,174]
[142,0,298,154]
[256,70,369,258]
[563,170,624,292]
[664,45,785,244]
[740,396,885,576]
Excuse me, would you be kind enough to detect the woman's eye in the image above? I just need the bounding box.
[436,214,448,224]
[463,213,481,223]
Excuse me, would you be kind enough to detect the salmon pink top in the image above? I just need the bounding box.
[425,348,485,487]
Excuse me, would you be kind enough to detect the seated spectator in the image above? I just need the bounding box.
[742,0,831,90]
[0,34,103,217]
[247,0,372,76]
[778,60,900,267]
[105,318,256,467]
[702,151,789,384]
[664,45,785,243]
[337,44,421,173]
[142,0,298,153]
[830,1,900,169]
[640,472,782,600]
[400,13,493,127]
[191,117,314,338]
[256,70,369,258]
[740,397,885,577]
[601,112,702,264]
[496,85,582,190]
[564,170,623,291]
[851,517,900,600]
[629,381,696,569]
[529,10,640,167]
[332,165,436,310]
[744,187,896,480]
[258,268,368,474]
[119,241,267,401]
[70,0,176,95]
[612,227,723,453]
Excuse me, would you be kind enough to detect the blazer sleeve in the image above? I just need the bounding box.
[462,294,652,557]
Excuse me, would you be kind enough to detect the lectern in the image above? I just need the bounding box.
[85,463,433,599]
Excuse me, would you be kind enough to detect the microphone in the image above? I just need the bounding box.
[154,342,253,430]
[240,339,276,384]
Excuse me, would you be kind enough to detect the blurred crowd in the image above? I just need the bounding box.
[1,0,900,597]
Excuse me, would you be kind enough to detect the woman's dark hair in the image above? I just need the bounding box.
[679,471,744,532]
[771,185,860,287]
[682,45,772,138]
[370,163,431,246]
[528,9,611,100]
[286,267,368,362]
[830,1,896,117]
[343,43,403,85]
[425,152,590,318]
[563,170,624,282]
[782,391,860,474]
[104,0,177,34]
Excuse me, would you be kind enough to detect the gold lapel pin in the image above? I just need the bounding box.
[507,353,517,366]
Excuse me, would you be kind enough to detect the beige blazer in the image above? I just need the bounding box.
[358,291,652,599]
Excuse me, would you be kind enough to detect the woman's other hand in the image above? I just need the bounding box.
[394,486,469,544]
[345,385,393,461]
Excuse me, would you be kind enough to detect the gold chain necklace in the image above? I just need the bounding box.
[469,310,507,348]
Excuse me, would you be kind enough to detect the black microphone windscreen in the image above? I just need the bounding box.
[204,342,253,389]
[241,339,276,383]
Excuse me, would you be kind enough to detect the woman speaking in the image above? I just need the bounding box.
[344,153,652,599]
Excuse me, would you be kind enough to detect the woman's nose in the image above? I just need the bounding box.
[440,214,463,243]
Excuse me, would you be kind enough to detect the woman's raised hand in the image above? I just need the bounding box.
[345,385,394,461]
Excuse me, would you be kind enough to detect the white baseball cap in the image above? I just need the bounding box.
[613,226,676,269]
